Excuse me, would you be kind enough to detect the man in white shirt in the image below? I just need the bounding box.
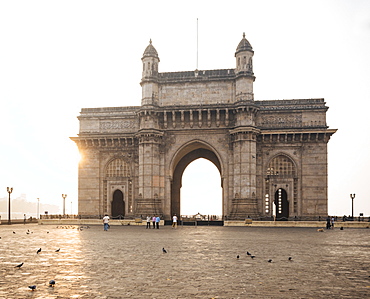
[103,214,110,231]
[172,214,178,228]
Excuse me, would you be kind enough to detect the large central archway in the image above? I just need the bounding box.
[171,142,222,218]
[181,158,222,215]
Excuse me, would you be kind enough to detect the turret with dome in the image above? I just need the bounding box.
[235,32,255,102]
[141,39,160,106]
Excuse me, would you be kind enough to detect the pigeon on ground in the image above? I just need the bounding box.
[247,251,251,256]
[13,231,16,234]
[15,262,24,268]
[268,259,273,263]
[162,247,167,253]
[55,248,60,252]
[251,255,255,259]
[49,280,56,287]
[237,255,240,259]
[288,257,293,261]
[36,248,41,254]
[28,285,36,291]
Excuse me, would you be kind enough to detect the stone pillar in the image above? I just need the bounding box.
[77,147,101,217]
[229,106,260,219]
[135,129,164,217]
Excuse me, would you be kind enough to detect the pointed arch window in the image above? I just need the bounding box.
[266,155,296,176]
[106,158,131,177]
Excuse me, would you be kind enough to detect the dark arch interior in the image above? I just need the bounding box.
[112,190,125,218]
[171,148,221,218]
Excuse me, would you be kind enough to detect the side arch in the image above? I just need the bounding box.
[265,153,298,218]
[103,156,132,216]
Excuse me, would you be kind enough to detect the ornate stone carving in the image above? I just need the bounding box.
[100,120,135,131]
[260,114,302,128]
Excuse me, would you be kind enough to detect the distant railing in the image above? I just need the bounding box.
[40,214,79,220]
[38,214,370,222]
[180,214,223,221]
[253,215,370,222]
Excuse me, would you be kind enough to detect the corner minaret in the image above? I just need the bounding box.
[140,39,160,106]
[235,32,255,101]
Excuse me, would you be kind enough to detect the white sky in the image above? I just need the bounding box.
[1,0,369,217]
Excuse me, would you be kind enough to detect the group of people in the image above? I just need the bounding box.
[103,214,179,230]
[146,215,161,229]
[326,216,335,229]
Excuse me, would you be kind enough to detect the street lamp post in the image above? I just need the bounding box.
[350,193,355,219]
[62,194,67,216]
[7,187,13,225]
[37,198,40,219]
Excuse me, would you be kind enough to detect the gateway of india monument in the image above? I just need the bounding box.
[71,33,336,221]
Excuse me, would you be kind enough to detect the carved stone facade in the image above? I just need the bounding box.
[71,34,336,220]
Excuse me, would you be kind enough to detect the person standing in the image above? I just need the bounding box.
[326,216,331,230]
[103,214,110,231]
[146,215,151,229]
[152,216,156,229]
[155,215,160,229]
[331,216,335,229]
[172,214,178,228]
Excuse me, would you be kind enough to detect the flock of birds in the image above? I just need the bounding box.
[237,251,293,262]
[7,228,294,292]
[5,228,68,292]
[162,246,293,263]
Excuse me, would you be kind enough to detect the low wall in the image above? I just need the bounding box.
[224,220,370,228]
[37,218,369,228]
[38,218,164,226]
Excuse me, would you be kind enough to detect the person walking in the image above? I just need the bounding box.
[172,214,178,228]
[326,216,331,230]
[155,215,160,229]
[146,215,151,229]
[152,216,156,229]
[103,214,110,231]
[331,216,335,229]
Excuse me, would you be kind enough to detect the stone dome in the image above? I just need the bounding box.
[235,33,253,55]
[143,39,158,58]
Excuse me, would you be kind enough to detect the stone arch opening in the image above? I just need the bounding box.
[265,154,297,218]
[112,189,125,218]
[171,144,222,219]
[181,158,222,216]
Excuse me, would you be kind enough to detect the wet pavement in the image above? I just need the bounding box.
[0,224,369,298]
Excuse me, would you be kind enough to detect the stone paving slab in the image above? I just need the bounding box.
[0,224,369,298]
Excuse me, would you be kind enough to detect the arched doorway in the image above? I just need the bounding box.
[181,158,222,216]
[274,188,289,219]
[112,190,125,218]
[171,147,222,219]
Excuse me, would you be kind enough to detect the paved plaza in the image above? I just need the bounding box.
[0,224,369,298]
